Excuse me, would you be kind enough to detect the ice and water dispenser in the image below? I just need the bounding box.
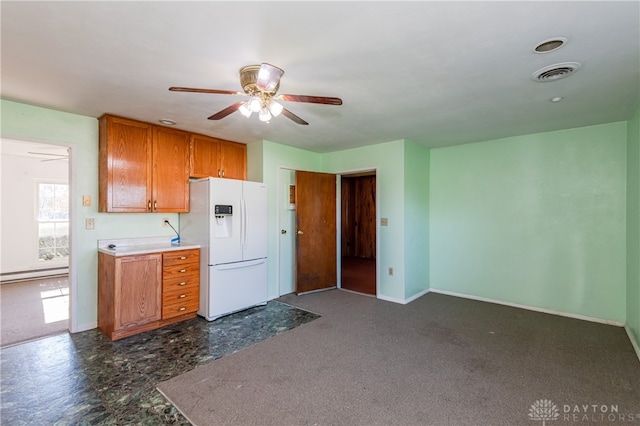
[213,205,233,238]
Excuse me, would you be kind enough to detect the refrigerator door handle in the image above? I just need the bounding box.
[243,196,249,249]
[216,258,265,270]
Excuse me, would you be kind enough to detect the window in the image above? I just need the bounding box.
[37,182,69,261]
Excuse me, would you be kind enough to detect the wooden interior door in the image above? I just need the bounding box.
[295,171,337,294]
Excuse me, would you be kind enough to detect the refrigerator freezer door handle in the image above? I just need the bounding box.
[243,196,249,249]
[216,258,266,270]
[239,195,244,251]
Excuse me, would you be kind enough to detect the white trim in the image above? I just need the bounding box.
[429,288,625,327]
[74,321,97,333]
[405,288,430,304]
[377,288,431,305]
[625,326,640,363]
[377,293,407,304]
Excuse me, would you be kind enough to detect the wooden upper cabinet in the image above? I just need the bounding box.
[99,114,190,212]
[99,115,152,212]
[152,126,190,212]
[189,134,246,180]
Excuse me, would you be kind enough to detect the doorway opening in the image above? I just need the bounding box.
[340,171,376,295]
[0,140,70,347]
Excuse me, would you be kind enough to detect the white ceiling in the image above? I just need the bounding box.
[1,1,638,153]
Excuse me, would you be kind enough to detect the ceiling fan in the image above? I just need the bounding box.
[169,63,342,125]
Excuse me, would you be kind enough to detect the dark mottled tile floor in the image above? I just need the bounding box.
[0,301,319,425]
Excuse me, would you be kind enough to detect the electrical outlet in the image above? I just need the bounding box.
[85,218,95,230]
[388,267,393,276]
[162,218,169,227]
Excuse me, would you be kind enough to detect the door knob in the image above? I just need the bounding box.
[297,230,304,235]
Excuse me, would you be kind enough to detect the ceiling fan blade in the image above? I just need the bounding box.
[277,94,343,105]
[256,63,284,93]
[169,87,242,96]
[281,108,309,125]
[208,101,244,120]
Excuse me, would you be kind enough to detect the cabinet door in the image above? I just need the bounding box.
[219,141,247,180]
[99,115,152,212]
[114,254,162,331]
[189,134,221,178]
[153,126,190,212]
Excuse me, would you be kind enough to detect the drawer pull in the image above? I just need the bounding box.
[178,282,187,286]
[179,294,186,298]
[180,256,186,260]
[179,269,187,273]
[179,307,186,311]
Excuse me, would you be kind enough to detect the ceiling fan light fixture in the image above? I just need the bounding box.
[269,100,283,117]
[259,107,272,122]
[249,96,262,112]
[239,102,252,118]
[257,63,284,93]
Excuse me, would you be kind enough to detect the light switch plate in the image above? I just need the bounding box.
[82,195,91,206]
[381,218,388,226]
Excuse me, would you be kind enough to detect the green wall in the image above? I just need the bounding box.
[1,100,185,331]
[3,98,637,343]
[322,140,408,301]
[627,102,640,349]
[403,141,430,300]
[259,140,322,299]
[430,122,627,323]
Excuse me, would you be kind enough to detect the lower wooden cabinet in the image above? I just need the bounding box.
[161,249,200,319]
[98,248,200,340]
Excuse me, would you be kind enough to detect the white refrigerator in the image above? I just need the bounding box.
[180,177,268,321]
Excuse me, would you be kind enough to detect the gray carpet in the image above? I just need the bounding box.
[0,276,69,347]
[157,290,640,426]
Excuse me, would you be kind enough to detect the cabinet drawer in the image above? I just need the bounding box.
[163,263,199,280]
[163,249,200,267]
[163,285,199,304]
[162,298,199,319]
[163,274,199,292]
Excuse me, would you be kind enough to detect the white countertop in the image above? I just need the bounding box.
[98,236,200,257]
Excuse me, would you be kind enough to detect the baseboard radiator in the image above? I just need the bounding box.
[0,267,69,283]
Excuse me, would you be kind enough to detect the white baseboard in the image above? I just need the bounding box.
[70,321,97,334]
[405,288,430,304]
[625,326,640,363]
[429,288,625,327]
[378,288,430,305]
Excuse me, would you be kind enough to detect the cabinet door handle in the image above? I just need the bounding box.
[178,282,187,286]
[179,269,187,273]
[180,256,186,260]
[148,200,151,210]
[179,294,186,298]
[154,201,157,210]
[221,170,225,177]
[179,307,186,311]
[217,169,221,177]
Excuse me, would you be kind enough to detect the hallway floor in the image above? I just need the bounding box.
[0,301,319,425]
[0,276,69,347]
[341,256,376,295]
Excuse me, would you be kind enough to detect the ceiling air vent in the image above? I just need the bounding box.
[531,62,581,82]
